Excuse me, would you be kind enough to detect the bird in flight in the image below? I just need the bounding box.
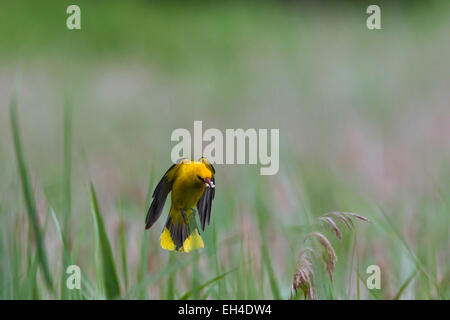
[145,158,216,252]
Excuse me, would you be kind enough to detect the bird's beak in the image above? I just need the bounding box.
[205,177,215,188]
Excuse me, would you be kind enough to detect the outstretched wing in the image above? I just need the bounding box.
[145,160,184,229]
[197,160,215,231]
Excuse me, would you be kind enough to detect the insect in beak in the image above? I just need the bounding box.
[205,177,215,188]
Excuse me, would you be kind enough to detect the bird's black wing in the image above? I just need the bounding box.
[197,174,215,232]
[145,160,183,229]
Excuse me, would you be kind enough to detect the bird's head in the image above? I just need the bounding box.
[195,160,215,188]
[196,170,214,188]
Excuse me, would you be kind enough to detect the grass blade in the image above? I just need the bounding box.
[50,207,73,299]
[10,95,53,291]
[118,205,129,291]
[136,231,149,299]
[191,251,200,299]
[63,98,73,241]
[179,269,234,300]
[261,242,281,299]
[375,206,438,288]
[393,269,417,300]
[136,165,156,299]
[166,252,176,299]
[125,255,195,299]
[90,181,121,299]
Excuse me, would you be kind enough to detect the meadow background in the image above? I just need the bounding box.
[0,1,449,299]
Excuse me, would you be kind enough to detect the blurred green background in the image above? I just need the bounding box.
[0,1,449,299]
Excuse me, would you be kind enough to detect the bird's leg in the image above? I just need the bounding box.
[180,209,188,224]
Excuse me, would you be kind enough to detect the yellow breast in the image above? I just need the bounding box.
[171,162,207,209]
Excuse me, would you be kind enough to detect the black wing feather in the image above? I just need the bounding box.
[197,176,215,231]
[145,164,176,229]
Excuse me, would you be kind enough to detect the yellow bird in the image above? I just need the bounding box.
[145,158,216,252]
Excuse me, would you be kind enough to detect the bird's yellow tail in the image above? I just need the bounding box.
[160,210,204,253]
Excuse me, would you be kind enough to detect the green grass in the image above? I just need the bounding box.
[10,95,53,292]
[90,181,121,299]
[0,1,449,300]
[2,82,449,301]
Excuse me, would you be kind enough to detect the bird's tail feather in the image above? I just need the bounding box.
[160,211,204,253]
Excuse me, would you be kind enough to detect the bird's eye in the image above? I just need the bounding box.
[197,175,204,182]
